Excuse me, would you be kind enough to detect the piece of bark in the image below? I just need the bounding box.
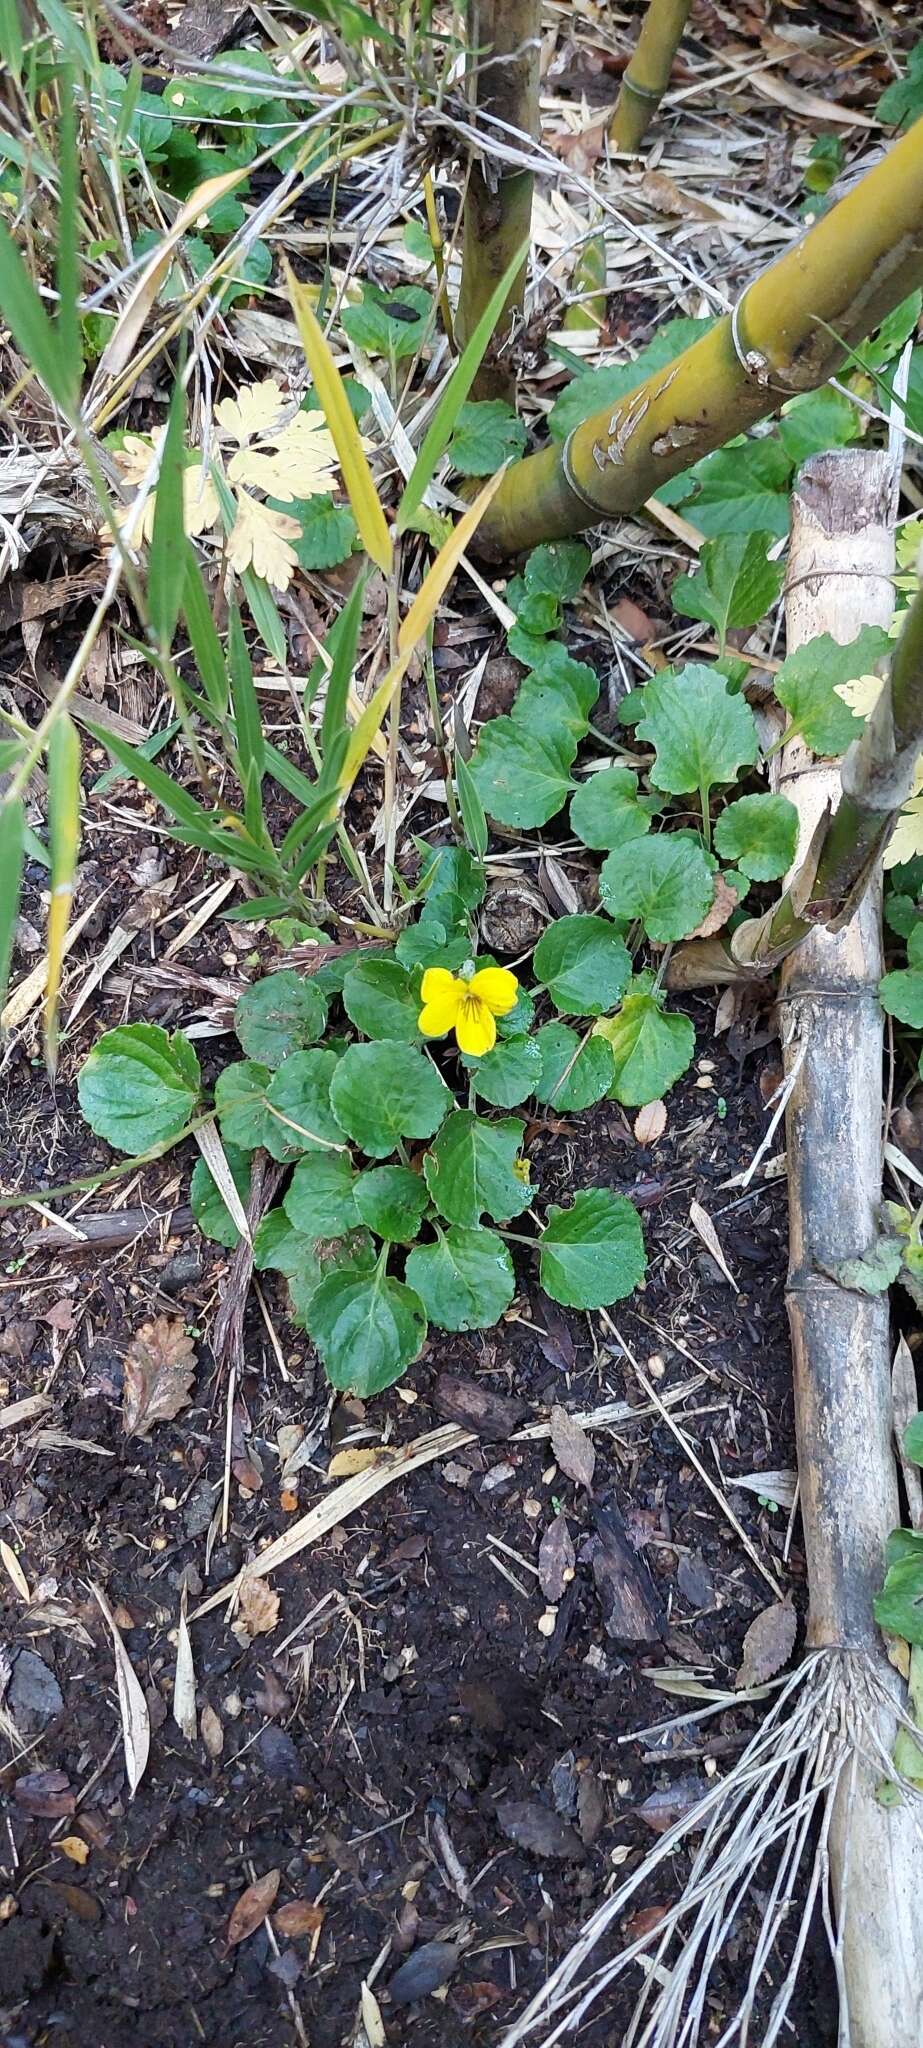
[592,1504,666,1644]
[24,1206,194,1252]
[432,1372,527,1439]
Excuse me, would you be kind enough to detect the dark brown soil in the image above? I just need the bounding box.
[0,951,833,2047]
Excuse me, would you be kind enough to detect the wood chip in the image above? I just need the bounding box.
[0,1539,30,1602]
[538,1514,575,1602]
[592,1505,665,1645]
[550,1406,595,1491]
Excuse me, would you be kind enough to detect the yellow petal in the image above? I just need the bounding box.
[455,995,496,1056]
[418,994,461,1038]
[468,966,518,1016]
[420,967,459,1005]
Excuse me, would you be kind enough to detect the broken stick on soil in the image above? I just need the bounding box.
[497,454,923,2048]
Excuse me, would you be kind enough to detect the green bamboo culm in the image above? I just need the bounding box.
[478,113,923,555]
[456,0,541,400]
[609,0,691,153]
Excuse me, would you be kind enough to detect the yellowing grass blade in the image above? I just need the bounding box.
[398,471,505,654]
[283,259,392,576]
[96,169,246,384]
[44,709,82,1075]
[338,472,506,798]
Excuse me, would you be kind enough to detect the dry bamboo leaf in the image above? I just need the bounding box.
[193,1117,251,1245]
[0,1539,30,1602]
[538,1514,575,1602]
[97,168,244,379]
[172,1594,197,1741]
[123,1317,196,1438]
[735,1600,798,1689]
[689,1199,738,1291]
[91,1583,150,1796]
[550,1406,596,1492]
[58,1836,89,1866]
[633,1100,667,1144]
[226,1867,280,1946]
[359,1982,387,2047]
[274,1898,325,1938]
[734,1468,797,1510]
[238,1574,280,1638]
[892,1335,923,1529]
[200,1703,224,1758]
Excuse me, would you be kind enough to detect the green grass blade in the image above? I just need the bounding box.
[0,215,74,413]
[183,551,228,715]
[85,721,218,831]
[44,710,81,1073]
[0,0,23,81]
[228,604,266,840]
[148,374,187,654]
[0,796,25,1014]
[396,236,530,533]
[55,70,83,415]
[320,572,366,754]
[455,750,488,859]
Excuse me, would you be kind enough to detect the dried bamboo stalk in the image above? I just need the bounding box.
[496,460,923,2048]
[781,450,923,2045]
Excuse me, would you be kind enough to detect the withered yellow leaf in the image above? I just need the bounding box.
[227,491,301,588]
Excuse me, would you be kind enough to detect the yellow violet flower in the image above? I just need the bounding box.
[418,965,518,1057]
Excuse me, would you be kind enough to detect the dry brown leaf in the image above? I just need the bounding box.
[200,1703,224,1758]
[735,1600,797,1689]
[238,1574,280,1638]
[327,1447,383,1479]
[550,1406,595,1492]
[58,1836,89,1866]
[122,1317,196,1438]
[226,1868,280,1946]
[538,1513,575,1603]
[274,1898,325,1938]
[633,1099,667,1145]
[689,1199,738,1291]
[172,1594,197,1742]
[688,875,741,941]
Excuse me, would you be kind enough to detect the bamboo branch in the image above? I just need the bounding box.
[456,0,541,400]
[477,115,923,553]
[609,0,691,153]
